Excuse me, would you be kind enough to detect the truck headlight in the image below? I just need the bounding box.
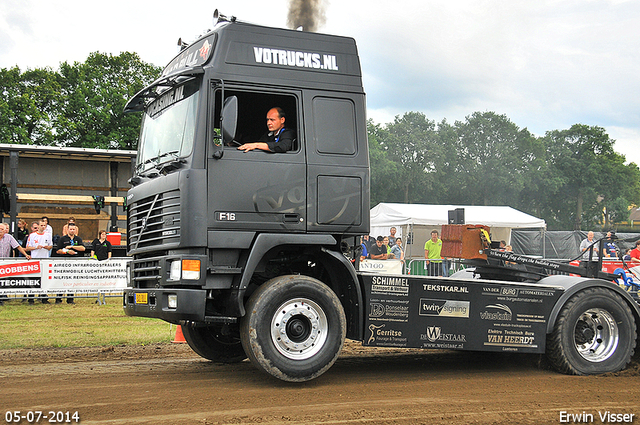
[169,259,201,281]
[182,259,201,280]
[169,260,181,281]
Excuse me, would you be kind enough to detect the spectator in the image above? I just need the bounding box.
[390,237,404,261]
[579,231,600,274]
[26,220,53,258]
[623,249,632,261]
[62,217,80,238]
[55,223,85,304]
[424,230,443,276]
[629,240,640,264]
[90,230,112,261]
[604,231,618,258]
[369,236,390,260]
[41,216,53,236]
[382,236,395,258]
[359,236,369,261]
[504,244,516,265]
[0,223,30,259]
[499,240,507,251]
[360,235,373,251]
[26,219,53,304]
[0,223,31,306]
[388,227,398,245]
[13,219,29,257]
[579,231,599,260]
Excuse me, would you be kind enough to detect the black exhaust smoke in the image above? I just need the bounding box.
[287,0,326,32]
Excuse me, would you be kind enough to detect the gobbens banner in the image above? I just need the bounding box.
[0,259,129,295]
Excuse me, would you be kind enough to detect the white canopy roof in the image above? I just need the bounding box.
[370,203,546,229]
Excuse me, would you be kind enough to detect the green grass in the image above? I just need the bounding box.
[0,296,174,349]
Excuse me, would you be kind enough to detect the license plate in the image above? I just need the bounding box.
[135,293,148,304]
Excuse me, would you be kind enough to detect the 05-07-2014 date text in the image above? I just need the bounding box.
[4,411,79,423]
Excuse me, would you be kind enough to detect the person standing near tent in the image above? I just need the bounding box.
[579,231,599,274]
[390,237,404,262]
[629,240,640,263]
[424,230,443,276]
[387,227,398,245]
[369,236,391,260]
[603,231,618,258]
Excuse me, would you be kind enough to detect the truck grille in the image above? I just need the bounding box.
[132,257,163,287]
[128,190,181,250]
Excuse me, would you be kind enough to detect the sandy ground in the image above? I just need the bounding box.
[1,341,639,425]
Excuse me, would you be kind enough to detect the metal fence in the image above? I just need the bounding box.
[2,291,124,305]
[406,258,469,277]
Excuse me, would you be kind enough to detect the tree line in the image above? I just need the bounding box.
[0,52,160,150]
[369,111,640,231]
[2,53,638,230]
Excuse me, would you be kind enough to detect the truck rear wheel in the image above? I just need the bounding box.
[546,287,637,375]
[182,323,247,363]
[240,275,346,382]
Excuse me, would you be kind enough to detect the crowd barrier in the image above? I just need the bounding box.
[407,258,467,277]
[359,259,404,274]
[0,258,129,304]
[358,258,469,276]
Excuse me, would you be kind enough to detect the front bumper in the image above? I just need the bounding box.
[123,288,207,324]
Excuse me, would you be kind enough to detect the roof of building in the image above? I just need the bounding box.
[0,143,136,163]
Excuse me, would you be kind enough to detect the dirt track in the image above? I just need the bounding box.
[1,341,639,425]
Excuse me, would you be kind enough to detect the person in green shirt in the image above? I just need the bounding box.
[424,230,443,276]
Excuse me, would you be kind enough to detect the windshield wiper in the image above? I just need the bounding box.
[156,150,180,163]
[158,156,187,174]
[136,151,185,177]
[136,156,160,173]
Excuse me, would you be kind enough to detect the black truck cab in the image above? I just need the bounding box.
[124,16,369,353]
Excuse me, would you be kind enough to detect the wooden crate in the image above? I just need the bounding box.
[441,224,490,260]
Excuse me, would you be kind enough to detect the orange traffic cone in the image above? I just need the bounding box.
[172,325,186,343]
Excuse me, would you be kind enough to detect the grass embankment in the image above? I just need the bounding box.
[0,296,174,349]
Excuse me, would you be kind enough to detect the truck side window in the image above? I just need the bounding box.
[313,97,356,155]
[214,89,299,151]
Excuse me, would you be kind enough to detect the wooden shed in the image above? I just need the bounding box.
[0,143,136,246]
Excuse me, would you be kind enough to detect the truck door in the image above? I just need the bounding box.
[304,92,370,235]
[207,87,306,234]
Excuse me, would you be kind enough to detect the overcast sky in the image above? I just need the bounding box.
[2,0,639,165]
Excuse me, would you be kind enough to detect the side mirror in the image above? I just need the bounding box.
[221,96,238,145]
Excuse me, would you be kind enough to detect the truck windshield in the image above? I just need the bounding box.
[136,80,200,174]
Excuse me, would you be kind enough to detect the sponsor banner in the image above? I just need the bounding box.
[360,273,563,354]
[359,259,403,275]
[0,259,130,295]
[419,299,470,318]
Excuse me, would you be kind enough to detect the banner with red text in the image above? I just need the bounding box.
[0,258,129,295]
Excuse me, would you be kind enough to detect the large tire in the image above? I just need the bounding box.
[182,323,247,363]
[240,275,346,382]
[546,287,637,375]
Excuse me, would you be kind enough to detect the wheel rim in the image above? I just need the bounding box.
[271,298,328,360]
[573,308,619,362]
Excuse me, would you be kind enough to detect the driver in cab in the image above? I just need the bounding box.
[238,107,295,153]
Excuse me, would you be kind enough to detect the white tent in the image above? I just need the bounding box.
[370,203,546,259]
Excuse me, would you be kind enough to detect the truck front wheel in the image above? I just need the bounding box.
[240,275,346,382]
[546,287,637,375]
[182,323,247,363]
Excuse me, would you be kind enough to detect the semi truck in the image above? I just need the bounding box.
[123,11,639,382]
